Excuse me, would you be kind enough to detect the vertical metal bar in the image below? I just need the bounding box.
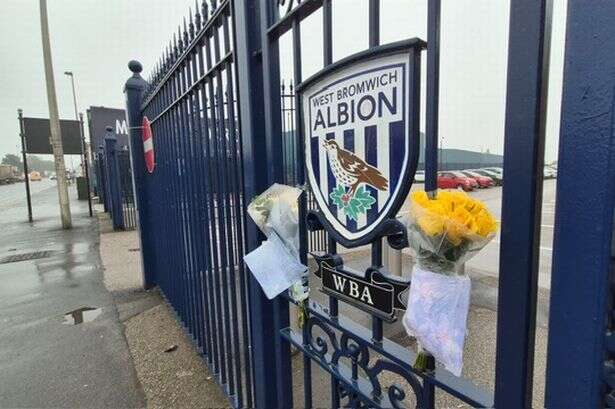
[18,109,33,223]
[204,25,230,388]
[259,1,294,407]
[199,56,223,377]
[545,2,615,407]
[320,2,340,406]
[180,57,199,339]
[222,12,245,405]
[211,20,238,395]
[291,16,313,409]
[323,0,332,65]
[425,0,441,193]
[368,0,379,48]
[228,5,256,405]
[185,47,206,352]
[79,113,93,217]
[234,0,292,406]
[494,0,551,407]
[368,0,384,347]
[191,37,214,364]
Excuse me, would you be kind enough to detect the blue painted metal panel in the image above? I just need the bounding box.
[124,1,255,407]
[494,1,551,407]
[546,2,615,407]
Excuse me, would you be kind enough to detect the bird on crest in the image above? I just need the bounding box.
[323,139,388,197]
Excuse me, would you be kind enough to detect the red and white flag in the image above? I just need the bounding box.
[142,116,155,174]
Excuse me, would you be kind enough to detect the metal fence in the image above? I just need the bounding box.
[125,1,253,406]
[281,83,327,253]
[96,129,137,231]
[117,149,138,230]
[122,1,615,408]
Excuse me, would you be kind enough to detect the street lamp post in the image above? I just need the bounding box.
[64,71,79,173]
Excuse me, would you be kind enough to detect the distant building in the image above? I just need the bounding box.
[418,133,503,170]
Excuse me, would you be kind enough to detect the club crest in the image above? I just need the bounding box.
[299,42,422,245]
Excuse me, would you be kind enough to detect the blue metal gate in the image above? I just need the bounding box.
[123,1,615,408]
[124,1,253,406]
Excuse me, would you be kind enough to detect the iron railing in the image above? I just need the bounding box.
[132,1,253,407]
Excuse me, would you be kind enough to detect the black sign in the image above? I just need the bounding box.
[312,253,410,322]
[87,107,129,150]
[22,117,82,155]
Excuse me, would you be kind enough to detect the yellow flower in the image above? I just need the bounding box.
[409,189,497,241]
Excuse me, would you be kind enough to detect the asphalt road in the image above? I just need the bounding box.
[464,179,556,289]
[0,181,145,407]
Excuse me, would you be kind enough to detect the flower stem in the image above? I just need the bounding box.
[414,351,429,371]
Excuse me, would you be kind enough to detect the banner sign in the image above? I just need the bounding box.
[22,117,82,155]
[299,41,421,247]
[87,107,129,150]
[312,253,409,321]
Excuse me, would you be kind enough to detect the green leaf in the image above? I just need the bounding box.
[329,185,346,208]
[345,199,360,221]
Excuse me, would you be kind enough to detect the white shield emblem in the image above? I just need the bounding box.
[300,43,421,245]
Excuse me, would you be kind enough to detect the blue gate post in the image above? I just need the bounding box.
[545,3,615,407]
[104,129,125,230]
[233,1,292,407]
[123,61,155,289]
[97,145,108,212]
[494,1,552,407]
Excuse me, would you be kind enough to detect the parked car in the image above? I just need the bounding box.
[414,170,425,183]
[50,172,57,180]
[437,171,475,191]
[460,170,494,188]
[473,168,503,185]
[29,171,42,182]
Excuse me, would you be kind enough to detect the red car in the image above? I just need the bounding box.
[437,171,476,191]
[460,170,494,188]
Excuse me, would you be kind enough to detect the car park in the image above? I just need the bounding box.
[437,171,475,191]
[473,168,503,185]
[414,170,425,183]
[460,170,494,188]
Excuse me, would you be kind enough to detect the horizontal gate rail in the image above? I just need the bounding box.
[282,297,493,407]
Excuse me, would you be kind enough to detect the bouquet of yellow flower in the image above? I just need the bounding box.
[402,190,497,376]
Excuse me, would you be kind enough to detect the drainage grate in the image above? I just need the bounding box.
[0,251,53,264]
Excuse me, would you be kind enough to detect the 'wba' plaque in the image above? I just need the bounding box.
[298,40,424,319]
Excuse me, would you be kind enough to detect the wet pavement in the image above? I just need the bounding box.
[0,181,145,408]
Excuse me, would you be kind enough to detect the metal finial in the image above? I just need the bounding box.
[202,0,209,21]
[195,0,202,30]
[189,8,195,39]
[128,60,143,74]
[183,17,189,45]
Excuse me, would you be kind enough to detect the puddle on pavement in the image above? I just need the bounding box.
[63,307,102,325]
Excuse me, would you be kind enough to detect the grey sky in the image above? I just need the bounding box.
[0,1,565,163]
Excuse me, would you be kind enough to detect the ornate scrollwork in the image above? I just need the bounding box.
[367,359,424,409]
[305,314,338,359]
[302,310,425,408]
